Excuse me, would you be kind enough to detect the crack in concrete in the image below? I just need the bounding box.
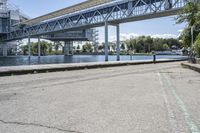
[0,119,83,133]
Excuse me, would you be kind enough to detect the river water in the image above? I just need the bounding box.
[0,55,187,67]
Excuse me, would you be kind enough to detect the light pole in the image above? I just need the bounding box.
[191,26,194,48]
[190,25,195,63]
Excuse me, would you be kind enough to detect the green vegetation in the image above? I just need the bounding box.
[82,42,93,52]
[21,36,181,56]
[125,36,181,53]
[21,41,63,56]
[194,34,200,57]
[176,0,200,57]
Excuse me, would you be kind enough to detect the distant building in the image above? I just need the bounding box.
[0,0,29,56]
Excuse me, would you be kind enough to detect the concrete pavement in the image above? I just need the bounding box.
[0,62,199,133]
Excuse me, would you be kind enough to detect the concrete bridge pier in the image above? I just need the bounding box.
[28,37,31,58]
[105,21,109,61]
[38,37,41,58]
[116,24,120,61]
[64,40,73,56]
[105,22,121,61]
[2,44,8,57]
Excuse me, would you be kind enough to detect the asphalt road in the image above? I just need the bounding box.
[0,62,199,133]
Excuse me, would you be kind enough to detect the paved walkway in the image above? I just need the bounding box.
[0,62,199,133]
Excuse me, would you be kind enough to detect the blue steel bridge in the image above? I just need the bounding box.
[0,0,187,60]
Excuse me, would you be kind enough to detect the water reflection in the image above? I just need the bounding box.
[0,55,187,67]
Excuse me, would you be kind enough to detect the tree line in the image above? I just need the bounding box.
[21,36,182,56]
[21,41,63,55]
[97,36,181,54]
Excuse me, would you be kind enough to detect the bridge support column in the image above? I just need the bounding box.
[64,40,73,56]
[38,37,41,58]
[105,21,109,61]
[2,44,8,57]
[165,0,172,9]
[116,24,120,61]
[28,37,31,58]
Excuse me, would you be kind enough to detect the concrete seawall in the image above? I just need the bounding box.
[0,59,187,76]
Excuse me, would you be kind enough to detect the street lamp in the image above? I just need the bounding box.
[191,26,194,48]
[190,25,196,63]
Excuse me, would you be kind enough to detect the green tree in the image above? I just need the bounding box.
[76,44,81,53]
[77,45,80,50]
[21,45,28,55]
[143,36,153,53]
[53,41,62,54]
[48,43,53,54]
[82,42,93,52]
[98,45,104,51]
[163,44,170,50]
[176,1,200,26]
[194,33,200,57]
[120,43,125,50]
[126,38,136,51]
[40,41,50,55]
[176,1,200,48]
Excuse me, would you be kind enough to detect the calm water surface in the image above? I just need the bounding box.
[0,55,187,67]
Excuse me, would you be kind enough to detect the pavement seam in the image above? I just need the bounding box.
[0,119,83,133]
[161,73,200,133]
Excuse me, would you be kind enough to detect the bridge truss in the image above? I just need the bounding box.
[5,0,186,41]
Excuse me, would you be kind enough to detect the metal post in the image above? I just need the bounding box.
[190,26,195,63]
[191,26,194,48]
[105,21,109,61]
[38,37,41,58]
[28,37,31,58]
[116,24,120,61]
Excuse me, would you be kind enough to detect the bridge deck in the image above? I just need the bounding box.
[17,0,114,26]
[5,0,186,41]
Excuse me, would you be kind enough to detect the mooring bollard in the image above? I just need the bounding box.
[153,54,156,64]
[152,51,156,64]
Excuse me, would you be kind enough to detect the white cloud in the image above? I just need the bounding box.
[178,29,184,33]
[109,33,140,42]
[99,33,178,43]
[150,34,178,39]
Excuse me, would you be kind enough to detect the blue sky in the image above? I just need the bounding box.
[10,0,186,42]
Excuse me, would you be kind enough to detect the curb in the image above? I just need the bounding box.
[0,59,187,77]
[181,62,200,73]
